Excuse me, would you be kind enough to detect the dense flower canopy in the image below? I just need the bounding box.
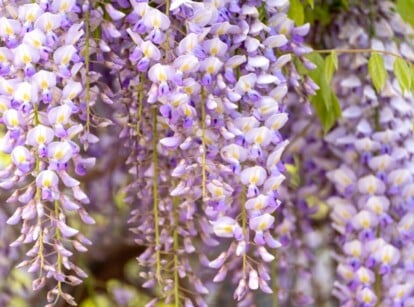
[0,0,414,306]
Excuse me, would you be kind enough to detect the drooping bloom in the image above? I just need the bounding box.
[0,1,97,305]
[324,2,414,305]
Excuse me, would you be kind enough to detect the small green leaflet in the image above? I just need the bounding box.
[288,0,304,25]
[368,53,387,93]
[410,65,414,91]
[295,53,342,133]
[393,57,412,93]
[324,51,338,83]
[396,0,414,29]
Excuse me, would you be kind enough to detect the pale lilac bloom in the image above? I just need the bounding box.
[0,47,12,74]
[105,3,126,21]
[356,287,377,306]
[62,81,82,104]
[343,240,364,259]
[241,166,267,197]
[220,144,248,165]
[355,267,375,285]
[14,44,40,75]
[27,125,54,156]
[200,57,223,85]
[358,175,386,195]
[11,146,34,173]
[263,174,286,194]
[0,17,21,46]
[22,29,46,50]
[398,213,414,239]
[374,244,400,273]
[18,3,42,27]
[54,45,78,76]
[206,180,233,202]
[202,37,228,57]
[13,82,38,110]
[265,112,289,130]
[256,96,280,118]
[212,216,242,239]
[47,141,73,168]
[33,70,57,103]
[34,12,62,35]
[51,0,76,14]
[245,194,271,213]
[36,170,59,201]
[326,165,357,195]
[148,63,175,97]
[389,284,413,305]
[245,127,273,147]
[351,210,378,234]
[250,213,275,245]
[248,270,259,290]
[3,109,24,130]
[266,140,289,173]
[173,54,199,84]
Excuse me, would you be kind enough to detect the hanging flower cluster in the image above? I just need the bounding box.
[107,0,315,305]
[0,1,97,305]
[2,0,414,306]
[277,94,338,305]
[325,2,414,306]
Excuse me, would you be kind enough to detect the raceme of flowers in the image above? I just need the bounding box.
[1,0,414,306]
[0,1,97,305]
[325,2,414,306]
[115,0,313,305]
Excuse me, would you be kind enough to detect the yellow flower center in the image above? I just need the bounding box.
[22,54,31,64]
[54,150,64,160]
[222,225,233,233]
[360,273,369,284]
[362,293,372,303]
[36,134,45,144]
[214,187,223,197]
[254,202,263,210]
[27,13,35,22]
[206,65,215,74]
[57,114,66,124]
[5,25,13,36]
[60,2,69,12]
[258,221,268,231]
[250,175,259,184]
[40,80,48,90]
[16,153,26,163]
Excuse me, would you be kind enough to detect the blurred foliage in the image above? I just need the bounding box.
[290,0,414,133]
[5,269,31,307]
[295,53,341,132]
[396,0,414,29]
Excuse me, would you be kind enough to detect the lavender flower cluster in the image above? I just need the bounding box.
[0,0,414,306]
[325,2,414,306]
[0,0,97,305]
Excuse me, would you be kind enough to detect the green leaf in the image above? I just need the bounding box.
[80,295,112,307]
[294,54,342,132]
[306,0,314,8]
[410,65,414,91]
[340,0,349,10]
[288,0,305,25]
[324,51,338,83]
[393,57,412,93]
[368,53,387,93]
[7,298,28,307]
[396,0,414,29]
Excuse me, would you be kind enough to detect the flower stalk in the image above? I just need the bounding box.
[152,107,161,282]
